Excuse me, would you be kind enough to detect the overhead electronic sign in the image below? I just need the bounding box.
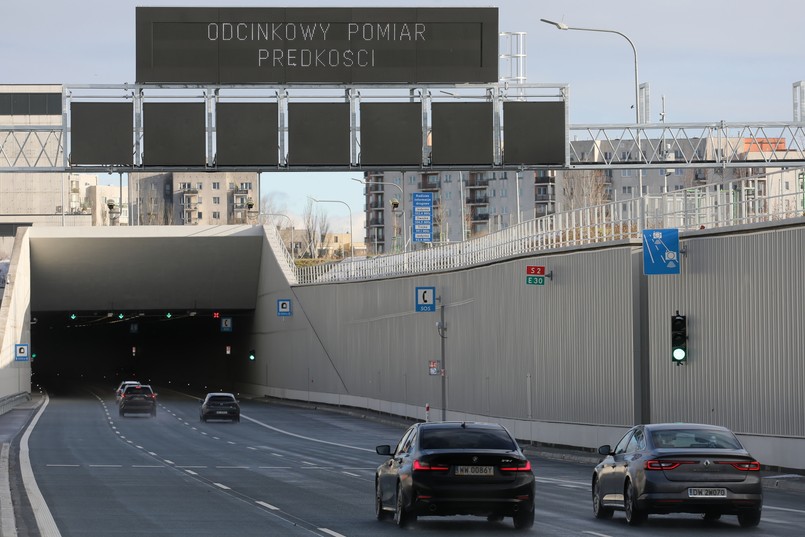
[136,7,498,84]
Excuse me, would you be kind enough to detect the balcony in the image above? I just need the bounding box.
[466,195,489,205]
[466,173,490,188]
[419,178,440,191]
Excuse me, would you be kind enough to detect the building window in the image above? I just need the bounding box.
[622,169,631,177]
[604,151,613,161]
[197,212,203,219]
[443,173,452,182]
[240,182,253,190]
[213,196,220,204]
[196,182,203,190]
[212,182,220,190]
[445,191,452,200]
[622,186,633,195]
[179,182,191,189]
[212,211,221,219]
[500,189,507,198]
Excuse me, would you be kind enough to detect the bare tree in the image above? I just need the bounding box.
[302,199,330,259]
[561,169,610,210]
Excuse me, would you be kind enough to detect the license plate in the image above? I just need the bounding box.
[455,466,494,476]
[688,488,727,498]
[216,410,228,414]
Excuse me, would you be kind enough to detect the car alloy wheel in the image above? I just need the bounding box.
[624,481,647,526]
[394,482,413,527]
[592,478,613,519]
[375,481,391,520]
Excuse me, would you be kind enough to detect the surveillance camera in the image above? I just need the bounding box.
[390,199,400,209]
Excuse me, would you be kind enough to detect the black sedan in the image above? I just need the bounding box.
[200,392,240,422]
[592,423,762,527]
[375,421,535,529]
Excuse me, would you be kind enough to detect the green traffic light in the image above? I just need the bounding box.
[118,313,124,319]
[672,348,687,361]
[70,313,76,320]
[166,312,172,319]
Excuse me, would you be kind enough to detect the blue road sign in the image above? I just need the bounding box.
[642,229,681,275]
[412,192,433,243]
[415,286,436,312]
[15,343,29,361]
[277,299,292,317]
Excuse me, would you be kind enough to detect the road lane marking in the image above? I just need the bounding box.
[216,466,249,469]
[164,460,175,465]
[185,470,198,476]
[583,532,613,537]
[241,414,375,453]
[342,471,360,477]
[319,528,348,537]
[89,465,122,468]
[132,465,164,468]
[766,505,805,514]
[258,466,292,469]
[301,461,317,465]
[177,465,207,469]
[213,482,231,490]
[256,501,279,510]
[147,452,158,456]
[45,464,80,467]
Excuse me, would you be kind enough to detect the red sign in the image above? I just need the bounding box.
[526,265,545,276]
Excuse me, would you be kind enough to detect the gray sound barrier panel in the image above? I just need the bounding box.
[431,102,494,165]
[143,103,206,166]
[70,103,133,166]
[503,101,566,165]
[288,103,350,166]
[216,103,279,166]
[360,102,422,166]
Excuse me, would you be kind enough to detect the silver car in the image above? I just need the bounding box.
[592,423,762,527]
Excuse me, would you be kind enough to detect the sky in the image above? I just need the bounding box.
[3,0,804,233]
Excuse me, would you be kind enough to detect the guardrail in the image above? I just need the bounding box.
[296,168,805,284]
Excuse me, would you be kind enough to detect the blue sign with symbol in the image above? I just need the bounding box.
[415,286,436,312]
[277,299,292,317]
[642,229,681,275]
[15,344,29,361]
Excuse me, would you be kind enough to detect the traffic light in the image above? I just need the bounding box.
[248,349,256,361]
[671,312,687,365]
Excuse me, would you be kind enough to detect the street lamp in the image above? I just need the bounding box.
[264,213,295,260]
[352,177,407,252]
[540,18,639,124]
[308,197,355,259]
[541,18,644,195]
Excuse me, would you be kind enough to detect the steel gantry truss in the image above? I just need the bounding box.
[2,83,805,173]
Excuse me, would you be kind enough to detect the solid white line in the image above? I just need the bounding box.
[342,471,360,477]
[241,414,374,452]
[765,505,805,514]
[318,528,348,537]
[256,500,279,510]
[583,531,613,537]
[213,482,231,490]
[19,395,62,537]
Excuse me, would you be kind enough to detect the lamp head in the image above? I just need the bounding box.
[540,18,569,30]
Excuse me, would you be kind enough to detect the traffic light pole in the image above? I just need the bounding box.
[436,295,447,421]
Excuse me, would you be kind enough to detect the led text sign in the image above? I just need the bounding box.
[136,7,498,84]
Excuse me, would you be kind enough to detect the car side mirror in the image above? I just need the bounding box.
[598,445,613,456]
[376,445,391,456]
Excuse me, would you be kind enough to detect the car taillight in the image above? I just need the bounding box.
[500,460,532,472]
[645,460,695,471]
[413,460,449,471]
[717,461,761,471]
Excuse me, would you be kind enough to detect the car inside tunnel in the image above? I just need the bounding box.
[30,309,254,392]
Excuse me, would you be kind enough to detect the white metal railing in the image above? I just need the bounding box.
[295,168,805,284]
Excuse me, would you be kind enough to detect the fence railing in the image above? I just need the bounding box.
[293,168,805,285]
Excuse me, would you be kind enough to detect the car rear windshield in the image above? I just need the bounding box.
[208,395,235,403]
[123,386,152,395]
[650,428,742,449]
[419,427,516,450]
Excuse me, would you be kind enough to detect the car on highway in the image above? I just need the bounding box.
[592,422,762,527]
[118,384,157,417]
[115,380,140,401]
[374,421,535,529]
[200,392,240,422]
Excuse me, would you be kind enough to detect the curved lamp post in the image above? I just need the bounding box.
[308,197,355,259]
[540,18,640,124]
[352,177,407,252]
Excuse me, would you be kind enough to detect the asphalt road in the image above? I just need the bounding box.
[6,384,805,536]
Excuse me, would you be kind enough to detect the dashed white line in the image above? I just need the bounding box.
[258,466,292,469]
[148,452,158,456]
[342,471,360,477]
[227,441,236,445]
[216,466,249,469]
[318,528,348,537]
[89,465,122,468]
[213,482,231,490]
[45,464,80,467]
[185,470,198,476]
[132,465,164,468]
[164,460,175,465]
[301,461,317,466]
[256,501,279,510]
